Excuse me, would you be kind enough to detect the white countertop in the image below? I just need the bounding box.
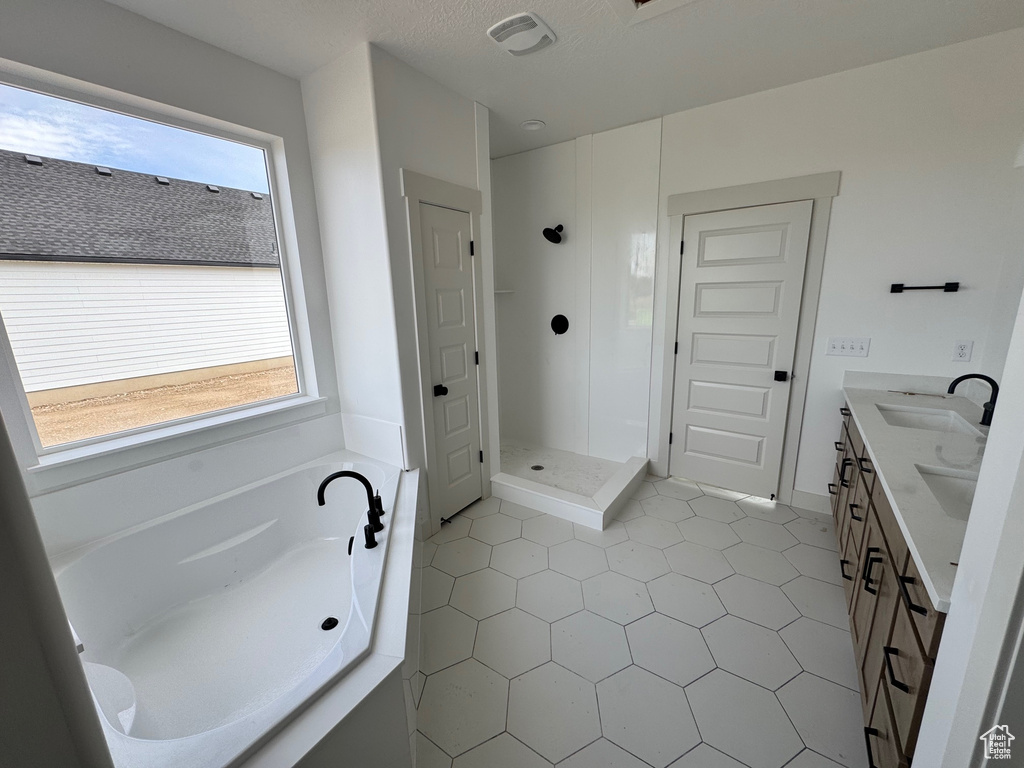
[843,388,988,612]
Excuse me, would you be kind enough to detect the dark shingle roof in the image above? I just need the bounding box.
[0,149,278,267]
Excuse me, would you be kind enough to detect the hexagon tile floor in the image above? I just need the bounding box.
[412,478,869,768]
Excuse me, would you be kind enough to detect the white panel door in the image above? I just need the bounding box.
[420,203,483,518]
[669,200,812,498]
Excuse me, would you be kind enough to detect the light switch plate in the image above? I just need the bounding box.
[827,337,871,357]
[953,340,974,362]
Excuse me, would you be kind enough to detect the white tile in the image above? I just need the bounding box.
[508,662,601,763]
[415,540,438,568]
[626,515,684,549]
[523,515,575,546]
[452,732,553,768]
[549,539,608,580]
[474,608,550,679]
[783,749,846,768]
[517,570,584,622]
[583,571,654,624]
[785,517,839,551]
[412,671,426,707]
[689,495,745,523]
[558,739,649,768]
[626,613,715,687]
[714,574,800,630]
[779,617,859,691]
[418,659,508,757]
[783,544,844,586]
[450,568,517,620]
[433,537,493,578]
[573,521,628,548]
[461,496,501,520]
[429,516,472,544]
[648,572,726,627]
[777,673,869,767]
[668,744,747,768]
[678,516,741,550]
[731,518,800,552]
[654,478,703,501]
[421,605,478,675]
[697,483,749,501]
[723,542,800,586]
[782,577,849,629]
[687,669,803,768]
[607,540,671,581]
[415,731,453,768]
[421,566,455,612]
[612,499,646,522]
[639,495,695,523]
[500,500,546,520]
[631,481,658,501]
[551,610,631,683]
[664,541,735,583]
[737,496,799,525]
[702,614,801,690]
[470,513,522,545]
[598,666,701,768]
[491,538,547,579]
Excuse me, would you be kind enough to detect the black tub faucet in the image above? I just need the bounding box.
[317,470,384,540]
[948,374,999,427]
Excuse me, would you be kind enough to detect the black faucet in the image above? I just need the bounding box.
[948,374,999,427]
[317,471,384,539]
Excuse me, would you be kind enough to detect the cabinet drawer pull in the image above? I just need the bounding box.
[841,407,851,417]
[862,547,882,595]
[839,458,853,487]
[897,574,929,616]
[857,456,873,474]
[883,646,911,693]
[828,483,839,496]
[840,559,853,581]
[835,441,845,451]
[864,727,880,768]
[848,503,863,522]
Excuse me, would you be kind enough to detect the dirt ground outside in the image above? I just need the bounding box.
[31,364,298,447]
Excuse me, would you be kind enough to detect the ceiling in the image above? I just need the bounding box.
[101,0,1024,157]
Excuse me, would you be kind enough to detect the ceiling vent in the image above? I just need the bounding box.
[487,13,556,56]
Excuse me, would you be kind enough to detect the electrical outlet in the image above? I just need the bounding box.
[827,337,871,357]
[953,340,974,362]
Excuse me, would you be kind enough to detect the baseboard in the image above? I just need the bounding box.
[790,489,831,517]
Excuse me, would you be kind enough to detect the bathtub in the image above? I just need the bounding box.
[53,454,402,768]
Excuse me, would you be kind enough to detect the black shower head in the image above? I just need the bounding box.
[542,224,564,244]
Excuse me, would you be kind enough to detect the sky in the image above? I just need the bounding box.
[0,83,270,193]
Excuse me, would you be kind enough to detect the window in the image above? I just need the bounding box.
[0,83,302,450]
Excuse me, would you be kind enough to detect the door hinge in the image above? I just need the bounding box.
[475,350,479,365]
[674,341,678,355]
[470,240,475,256]
[479,450,484,463]
[680,240,684,255]
[669,432,673,445]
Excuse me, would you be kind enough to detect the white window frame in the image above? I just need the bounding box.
[0,60,325,494]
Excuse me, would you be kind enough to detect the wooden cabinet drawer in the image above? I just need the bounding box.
[847,418,865,461]
[830,462,843,520]
[841,404,852,428]
[858,514,900,718]
[884,598,934,758]
[841,526,860,611]
[900,554,946,659]
[866,682,910,768]
[847,473,870,556]
[872,491,907,574]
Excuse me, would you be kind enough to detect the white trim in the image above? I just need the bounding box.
[650,173,840,505]
[400,169,490,536]
[790,489,832,517]
[0,60,324,486]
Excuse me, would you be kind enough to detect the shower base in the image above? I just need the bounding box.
[492,441,647,530]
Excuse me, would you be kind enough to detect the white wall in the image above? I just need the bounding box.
[655,28,1024,496]
[0,261,293,391]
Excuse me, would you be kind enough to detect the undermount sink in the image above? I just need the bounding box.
[916,465,978,522]
[876,403,983,437]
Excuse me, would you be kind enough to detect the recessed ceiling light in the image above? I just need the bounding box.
[521,119,546,131]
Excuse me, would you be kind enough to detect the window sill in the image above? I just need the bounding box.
[25,395,329,495]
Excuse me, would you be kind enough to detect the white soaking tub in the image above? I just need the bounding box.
[52,454,402,768]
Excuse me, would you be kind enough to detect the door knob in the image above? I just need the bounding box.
[433,384,448,397]
[774,371,789,382]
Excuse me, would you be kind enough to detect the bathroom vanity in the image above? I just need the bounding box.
[829,389,985,767]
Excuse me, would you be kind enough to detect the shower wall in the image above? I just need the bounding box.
[492,119,661,463]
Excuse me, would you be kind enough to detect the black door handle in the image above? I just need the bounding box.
[774,370,789,382]
[433,384,448,397]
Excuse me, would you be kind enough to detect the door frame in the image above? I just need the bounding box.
[400,169,491,531]
[649,172,840,507]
